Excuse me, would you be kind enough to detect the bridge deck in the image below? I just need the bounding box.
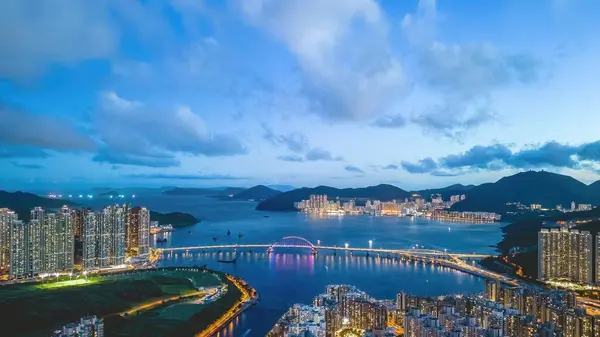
[160,244,489,258]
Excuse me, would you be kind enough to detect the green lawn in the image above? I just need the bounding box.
[0,269,221,337]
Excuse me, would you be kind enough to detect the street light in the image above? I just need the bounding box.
[368,240,373,249]
[317,240,321,245]
[345,243,349,249]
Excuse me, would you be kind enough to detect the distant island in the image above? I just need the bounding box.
[149,210,199,228]
[0,190,199,227]
[256,171,600,214]
[228,184,281,201]
[163,187,246,197]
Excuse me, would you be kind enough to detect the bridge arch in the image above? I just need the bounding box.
[268,236,316,253]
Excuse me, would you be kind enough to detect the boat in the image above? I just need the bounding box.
[263,215,270,218]
[217,257,237,264]
[227,229,231,236]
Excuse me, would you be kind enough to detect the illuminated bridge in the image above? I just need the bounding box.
[161,235,491,260]
[160,236,514,285]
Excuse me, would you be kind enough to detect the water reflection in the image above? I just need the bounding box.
[160,249,480,336]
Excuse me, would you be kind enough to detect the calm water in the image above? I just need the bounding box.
[85,195,504,336]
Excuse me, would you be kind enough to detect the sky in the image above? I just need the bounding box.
[1,0,600,191]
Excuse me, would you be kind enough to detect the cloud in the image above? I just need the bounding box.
[92,92,247,167]
[344,165,365,174]
[0,145,49,159]
[411,101,497,139]
[93,148,180,168]
[0,1,176,80]
[0,102,96,151]
[401,158,438,174]
[0,1,116,79]
[277,154,304,162]
[440,144,512,169]
[10,161,45,169]
[576,141,600,162]
[262,124,309,153]
[126,172,246,180]
[305,148,344,161]
[371,114,407,128]
[401,140,600,175]
[383,164,399,170]
[506,141,578,168]
[402,0,541,138]
[237,0,407,121]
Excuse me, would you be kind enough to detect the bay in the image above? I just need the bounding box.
[85,195,504,336]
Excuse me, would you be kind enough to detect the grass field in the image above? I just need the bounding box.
[0,268,221,337]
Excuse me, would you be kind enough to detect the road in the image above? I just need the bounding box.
[118,290,207,317]
[195,274,255,337]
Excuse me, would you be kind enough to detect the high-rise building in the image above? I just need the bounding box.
[9,220,28,279]
[127,207,150,256]
[82,210,99,270]
[0,208,17,272]
[71,209,85,239]
[8,218,43,279]
[42,213,58,272]
[98,205,127,267]
[28,219,42,276]
[56,206,74,271]
[484,280,501,302]
[52,315,104,337]
[538,228,592,284]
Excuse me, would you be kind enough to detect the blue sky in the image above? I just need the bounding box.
[1,0,600,191]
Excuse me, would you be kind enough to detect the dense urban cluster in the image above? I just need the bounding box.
[0,204,150,280]
[295,195,501,222]
[538,228,599,285]
[52,315,104,337]
[510,202,592,213]
[269,282,598,337]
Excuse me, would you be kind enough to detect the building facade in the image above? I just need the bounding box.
[538,228,592,284]
[127,207,150,256]
[0,208,17,272]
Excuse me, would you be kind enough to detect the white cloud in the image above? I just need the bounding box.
[93,92,247,167]
[401,0,541,138]
[237,0,407,121]
[0,0,116,79]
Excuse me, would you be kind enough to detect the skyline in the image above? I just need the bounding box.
[2,0,600,190]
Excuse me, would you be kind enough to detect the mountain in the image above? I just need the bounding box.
[267,185,296,192]
[163,187,246,197]
[0,190,78,220]
[232,185,282,201]
[256,184,410,211]
[149,210,199,228]
[451,171,598,213]
[414,184,475,201]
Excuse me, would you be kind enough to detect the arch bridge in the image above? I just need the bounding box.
[268,236,317,254]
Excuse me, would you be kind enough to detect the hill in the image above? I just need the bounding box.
[149,211,199,228]
[414,184,475,201]
[231,185,281,201]
[451,171,598,213]
[0,191,77,220]
[267,185,296,192]
[256,184,410,211]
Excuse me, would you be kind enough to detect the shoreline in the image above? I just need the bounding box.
[195,274,258,337]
